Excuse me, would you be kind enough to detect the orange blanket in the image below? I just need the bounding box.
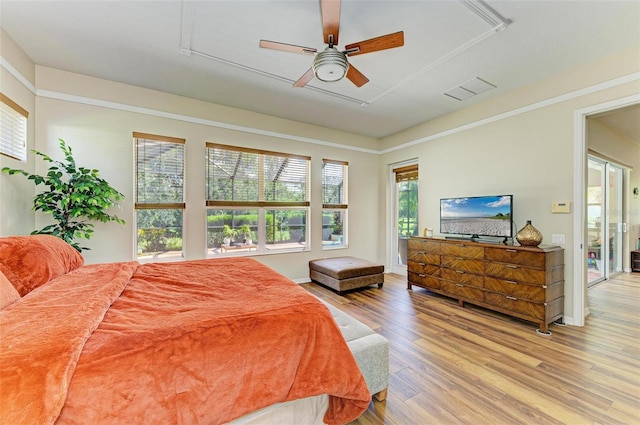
[0,258,370,424]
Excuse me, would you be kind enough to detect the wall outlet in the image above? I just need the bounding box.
[551,234,565,244]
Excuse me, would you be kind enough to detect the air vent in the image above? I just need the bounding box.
[444,77,496,101]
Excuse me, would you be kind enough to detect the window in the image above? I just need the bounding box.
[322,159,348,249]
[0,93,28,161]
[134,132,185,259]
[206,143,310,255]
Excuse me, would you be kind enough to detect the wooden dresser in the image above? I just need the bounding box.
[632,250,640,273]
[407,237,564,334]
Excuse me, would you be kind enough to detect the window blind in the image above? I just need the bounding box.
[0,93,28,161]
[134,133,185,209]
[394,164,418,182]
[206,143,310,206]
[322,159,348,208]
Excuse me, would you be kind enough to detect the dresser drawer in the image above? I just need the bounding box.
[484,277,546,302]
[407,251,441,266]
[408,238,441,254]
[441,255,484,274]
[484,262,546,285]
[484,292,546,321]
[440,280,484,301]
[441,243,484,259]
[408,271,441,290]
[408,261,440,276]
[441,268,484,288]
[485,247,546,268]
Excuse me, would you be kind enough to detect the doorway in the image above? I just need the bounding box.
[586,156,624,286]
[390,162,418,275]
[573,96,639,327]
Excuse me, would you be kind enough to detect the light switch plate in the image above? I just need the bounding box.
[551,202,571,213]
[551,234,565,244]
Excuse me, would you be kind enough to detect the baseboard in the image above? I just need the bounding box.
[293,277,312,284]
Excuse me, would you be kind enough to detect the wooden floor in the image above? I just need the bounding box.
[302,272,640,425]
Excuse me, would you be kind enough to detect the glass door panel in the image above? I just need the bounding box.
[587,158,604,285]
[391,163,418,274]
[587,156,624,287]
[608,164,623,275]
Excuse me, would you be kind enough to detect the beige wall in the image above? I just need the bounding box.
[1,26,639,318]
[0,30,36,236]
[18,66,382,281]
[379,45,640,325]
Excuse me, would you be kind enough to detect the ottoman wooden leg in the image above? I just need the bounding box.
[373,388,387,402]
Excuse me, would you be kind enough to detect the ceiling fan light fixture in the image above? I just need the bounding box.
[313,47,349,82]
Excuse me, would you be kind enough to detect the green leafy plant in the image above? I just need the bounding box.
[239,224,254,240]
[332,211,343,235]
[222,225,237,240]
[1,139,125,251]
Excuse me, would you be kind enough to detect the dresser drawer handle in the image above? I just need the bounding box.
[506,249,518,253]
[419,274,426,278]
[456,283,464,287]
[506,280,518,285]
[506,296,518,301]
[456,257,465,260]
[506,265,518,269]
[419,262,426,266]
[456,270,465,274]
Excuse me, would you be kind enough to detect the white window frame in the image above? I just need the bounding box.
[322,159,348,250]
[134,132,186,261]
[205,143,311,256]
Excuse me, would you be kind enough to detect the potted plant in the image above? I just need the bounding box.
[331,212,343,242]
[1,139,125,252]
[222,225,236,246]
[240,224,253,245]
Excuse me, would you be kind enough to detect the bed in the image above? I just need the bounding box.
[0,235,370,424]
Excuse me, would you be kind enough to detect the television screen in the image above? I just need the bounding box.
[440,195,513,238]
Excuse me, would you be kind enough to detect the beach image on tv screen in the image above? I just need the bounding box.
[440,196,512,237]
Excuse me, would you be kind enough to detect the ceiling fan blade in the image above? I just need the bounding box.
[321,0,341,46]
[344,31,404,57]
[293,68,316,87]
[259,40,317,55]
[346,64,369,87]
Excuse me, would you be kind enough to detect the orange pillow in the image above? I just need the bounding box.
[0,269,20,309]
[0,235,84,296]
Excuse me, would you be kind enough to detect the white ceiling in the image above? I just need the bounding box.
[1,0,639,139]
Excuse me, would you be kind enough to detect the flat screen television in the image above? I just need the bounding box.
[440,195,513,241]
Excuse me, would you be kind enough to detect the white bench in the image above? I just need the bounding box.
[317,298,389,401]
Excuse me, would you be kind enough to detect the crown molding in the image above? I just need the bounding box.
[2,55,638,156]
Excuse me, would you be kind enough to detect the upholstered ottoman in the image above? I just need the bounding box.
[309,256,384,295]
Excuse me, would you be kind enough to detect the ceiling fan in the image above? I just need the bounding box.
[259,0,404,88]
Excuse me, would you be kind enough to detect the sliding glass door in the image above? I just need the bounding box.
[586,157,624,287]
[391,163,418,275]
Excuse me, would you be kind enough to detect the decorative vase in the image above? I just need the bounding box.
[516,220,543,246]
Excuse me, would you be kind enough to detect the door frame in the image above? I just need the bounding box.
[572,94,639,325]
